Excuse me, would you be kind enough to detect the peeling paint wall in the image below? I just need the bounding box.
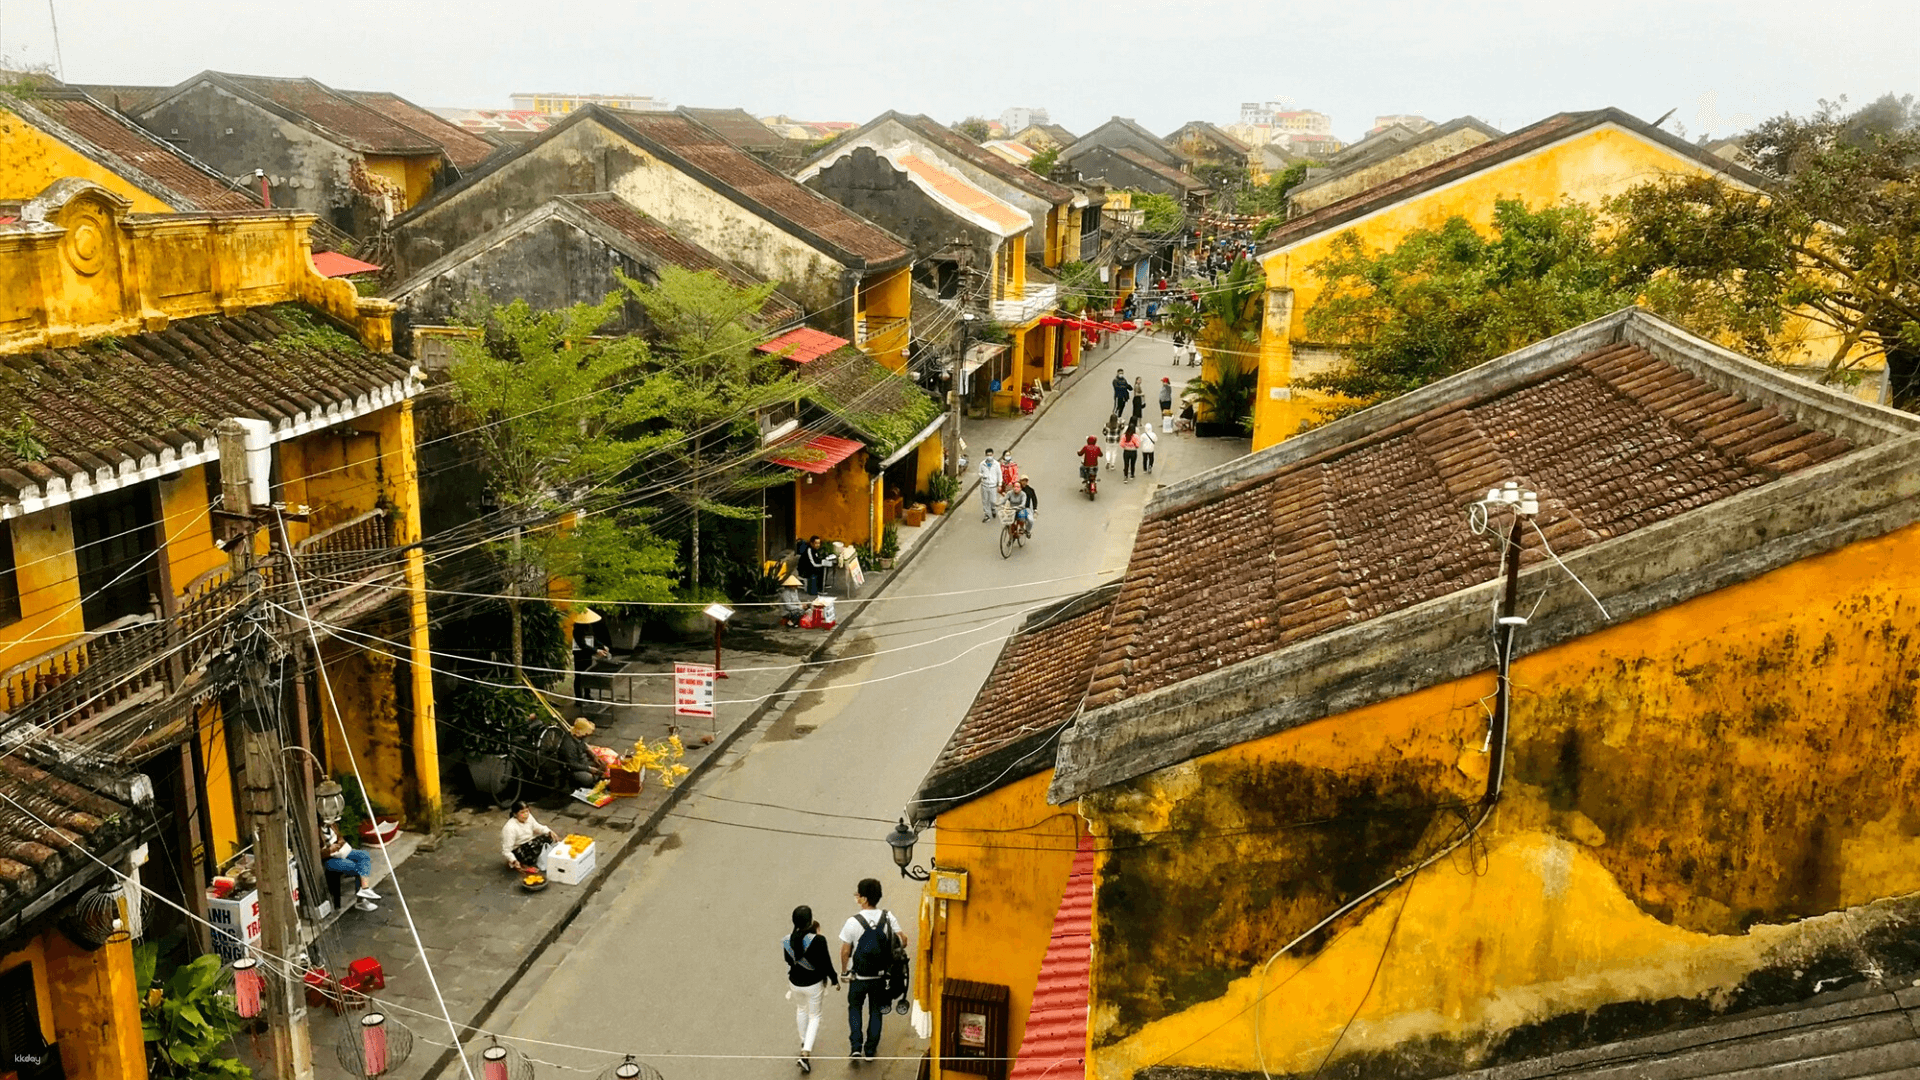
[1083,520,1920,1080]
[0,106,177,211]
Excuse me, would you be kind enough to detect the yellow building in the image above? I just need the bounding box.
[909,308,1920,1079]
[1251,108,1774,449]
[0,177,436,1080]
[1,85,259,214]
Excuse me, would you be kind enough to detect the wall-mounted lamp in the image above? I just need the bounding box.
[314,779,347,823]
[885,818,932,881]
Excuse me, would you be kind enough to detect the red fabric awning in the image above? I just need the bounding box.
[310,251,383,277]
[769,432,863,474]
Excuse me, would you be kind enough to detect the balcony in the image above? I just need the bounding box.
[992,283,1060,327]
[0,509,404,759]
[855,315,910,364]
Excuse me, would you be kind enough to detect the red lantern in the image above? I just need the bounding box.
[233,958,263,1019]
[483,1045,509,1080]
[1120,321,1139,331]
[361,1014,389,1078]
[1038,315,1063,326]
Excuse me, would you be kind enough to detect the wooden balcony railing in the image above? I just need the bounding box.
[856,315,909,355]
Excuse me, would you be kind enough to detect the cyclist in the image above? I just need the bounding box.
[1004,481,1032,539]
[1077,436,1103,490]
[1017,478,1039,535]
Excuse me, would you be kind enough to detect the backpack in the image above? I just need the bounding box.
[782,932,818,975]
[850,910,894,978]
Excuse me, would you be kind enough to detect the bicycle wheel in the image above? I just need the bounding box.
[999,523,1015,559]
[1016,523,1026,548]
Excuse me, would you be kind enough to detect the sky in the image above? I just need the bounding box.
[6,0,1916,143]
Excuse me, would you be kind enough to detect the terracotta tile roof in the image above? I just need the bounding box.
[767,431,862,474]
[0,754,151,931]
[679,107,788,152]
[890,113,1076,204]
[795,345,941,457]
[1167,120,1251,155]
[926,585,1119,780]
[23,90,258,212]
[1009,830,1094,1080]
[1083,339,1854,710]
[563,193,804,325]
[1259,108,1770,253]
[70,84,167,114]
[0,304,411,510]
[217,73,442,154]
[606,110,911,268]
[343,90,499,168]
[895,151,1031,234]
[758,327,849,362]
[1114,148,1207,192]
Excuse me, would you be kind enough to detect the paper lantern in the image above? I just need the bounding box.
[362,1014,388,1077]
[595,1056,664,1080]
[1120,321,1139,331]
[337,1012,413,1078]
[1038,315,1063,326]
[232,958,264,1019]
[469,1039,536,1080]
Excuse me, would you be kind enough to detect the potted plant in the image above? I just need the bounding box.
[878,524,900,569]
[443,682,543,801]
[926,472,960,515]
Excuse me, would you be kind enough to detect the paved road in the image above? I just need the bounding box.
[481,335,1245,1080]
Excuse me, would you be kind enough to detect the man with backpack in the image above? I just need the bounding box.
[839,877,907,1063]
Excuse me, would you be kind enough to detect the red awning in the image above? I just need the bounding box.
[1007,830,1095,1080]
[1038,315,1064,327]
[769,432,863,474]
[310,251,383,277]
[756,327,850,363]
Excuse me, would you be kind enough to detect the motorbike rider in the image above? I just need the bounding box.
[1077,436,1103,489]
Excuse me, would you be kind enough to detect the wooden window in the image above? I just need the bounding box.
[0,524,20,626]
[939,979,1008,1079]
[72,482,160,629]
[0,964,60,1080]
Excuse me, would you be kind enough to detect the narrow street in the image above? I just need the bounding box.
[463,334,1247,1079]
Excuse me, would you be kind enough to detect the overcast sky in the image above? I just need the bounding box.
[8,0,1915,142]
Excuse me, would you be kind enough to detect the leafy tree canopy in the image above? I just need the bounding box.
[1126,190,1184,235]
[1244,162,1311,220]
[1027,146,1060,176]
[953,116,992,142]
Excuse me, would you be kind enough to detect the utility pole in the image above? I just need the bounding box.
[217,419,316,1080]
[947,312,975,479]
[1482,484,1537,806]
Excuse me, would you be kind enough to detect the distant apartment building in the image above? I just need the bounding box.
[1000,106,1049,133]
[1372,113,1435,133]
[509,92,670,115]
[1273,109,1333,134]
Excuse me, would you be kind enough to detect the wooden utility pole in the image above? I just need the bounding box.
[217,418,316,1080]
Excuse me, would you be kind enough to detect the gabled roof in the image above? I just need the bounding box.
[1114,148,1207,192]
[1062,116,1187,167]
[892,149,1031,236]
[678,107,788,153]
[140,72,444,155]
[0,750,158,939]
[386,192,805,327]
[822,112,1076,206]
[403,106,910,270]
[342,89,500,168]
[767,431,863,473]
[1259,108,1770,253]
[1043,308,1920,802]
[796,345,942,458]
[69,84,167,114]
[1291,115,1504,195]
[1165,120,1251,155]
[5,87,260,212]
[1017,123,1078,149]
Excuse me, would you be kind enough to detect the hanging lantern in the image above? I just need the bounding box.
[232,958,265,1019]
[1119,321,1139,331]
[338,1012,413,1078]
[468,1038,535,1080]
[594,1056,664,1080]
[60,883,127,950]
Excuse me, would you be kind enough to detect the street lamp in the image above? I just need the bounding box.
[704,603,733,679]
[314,779,346,823]
[885,818,931,881]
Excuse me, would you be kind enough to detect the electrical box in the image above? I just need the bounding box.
[931,868,969,901]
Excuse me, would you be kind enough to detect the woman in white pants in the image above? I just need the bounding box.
[783,906,840,1072]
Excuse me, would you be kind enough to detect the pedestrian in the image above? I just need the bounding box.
[319,817,380,912]
[1000,454,1020,494]
[1159,377,1174,422]
[978,449,1001,521]
[1130,378,1147,426]
[784,905,839,1073]
[1111,369,1130,415]
[1179,399,1197,434]
[501,801,557,875]
[799,536,827,595]
[1140,423,1157,475]
[1121,423,1140,481]
[839,878,906,1063]
[1171,333,1187,365]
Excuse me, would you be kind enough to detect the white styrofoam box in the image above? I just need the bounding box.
[208,889,261,962]
[547,841,596,885]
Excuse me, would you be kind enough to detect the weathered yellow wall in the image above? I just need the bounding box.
[0,938,60,1044]
[0,508,84,673]
[1253,124,1750,449]
[0,107,177,212]
[1289,126,1501,213]
[860,267,913,372]
[795,456,875,551]
[928,771,1082,1079]
[1085,520,1920,1080]
[195,701,241,866]
[45,930,148,1080]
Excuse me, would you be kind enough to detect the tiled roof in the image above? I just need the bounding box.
[1083,338,1853,710]
[757,327,849,362]
[925,585,1119,783]
[20,90,259,212]
[679,107,788,152]
[1114,149,1207,192]
[0,754,151,932]
[1167,120,1250,154]
[607,109,911,267]
[215,73,442,154]
[796,345,941,457]
[1009,830,1094,1080]
[70,84,167,114]
[343,90,499,168]
[895,151,1031,235]
[1260,108,1769,253]
[563,193,805,325]
[0,305,411,509]
[890,113,1076,204]
[767,431,862,473]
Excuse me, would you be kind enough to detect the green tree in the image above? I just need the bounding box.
[1243,162,1311,219]
[1125,190,1184,235]
[1056,260,1113,315]
[136,943,249,1080]
[1027,146,1060,176]
[1608,95,1920,396]
[448,294,680,672]
[954,116,992,142]
[621,266,803,590]
[1298,200,1636,418]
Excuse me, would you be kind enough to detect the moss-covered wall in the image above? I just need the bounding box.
[1083,519,1920,1079]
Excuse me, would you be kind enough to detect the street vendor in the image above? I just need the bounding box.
[502,801,558,873]
[560,718,610,788]
[779,574,807,628]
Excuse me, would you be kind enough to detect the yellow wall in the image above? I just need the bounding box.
[0,508,84,674]
[45,930,148,1080]
[195,702,241,865]
[858,267,914,373]
[1083,519,1920,1079]
[795,455,876,549]
[0,938,60,1045]
[0,107,177,212]
[926,771,1083,1079]
[1254,123,1751,449]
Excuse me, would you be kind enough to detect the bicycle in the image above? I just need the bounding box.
[997,504,1029,558]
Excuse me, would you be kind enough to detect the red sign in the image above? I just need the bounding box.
[674,663,716,717]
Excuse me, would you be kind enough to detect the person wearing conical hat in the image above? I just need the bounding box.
[780,573,807,628]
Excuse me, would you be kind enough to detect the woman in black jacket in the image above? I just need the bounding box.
[784,905,839,1071]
